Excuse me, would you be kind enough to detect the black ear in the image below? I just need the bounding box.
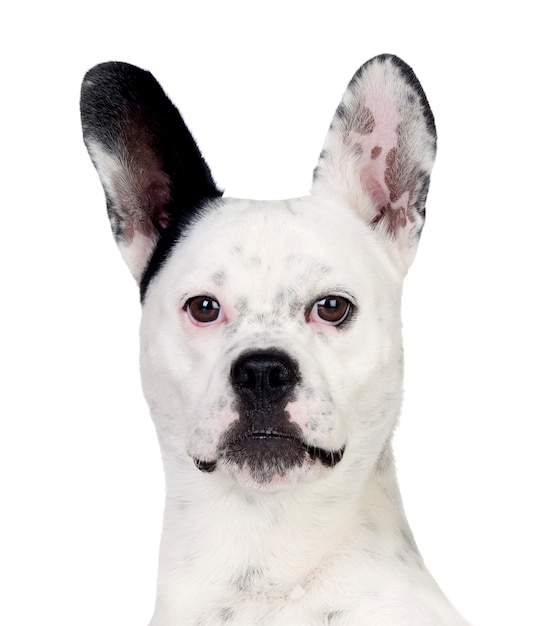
[80,62,222,280]
[312,55,436,272]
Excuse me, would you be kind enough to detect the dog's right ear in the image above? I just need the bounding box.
[80,62,222,282]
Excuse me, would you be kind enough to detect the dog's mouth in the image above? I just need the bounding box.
[193,428,345,481]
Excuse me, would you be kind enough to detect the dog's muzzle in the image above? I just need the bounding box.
[193,349,345,482]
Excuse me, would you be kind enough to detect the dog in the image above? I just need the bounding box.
[81,54,469,625]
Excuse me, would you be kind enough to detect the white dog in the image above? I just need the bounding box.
[81,54,469,625]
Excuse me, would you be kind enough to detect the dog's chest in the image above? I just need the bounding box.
[152,505,451,626]
[158,557,452,626]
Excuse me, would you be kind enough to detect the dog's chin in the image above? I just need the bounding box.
[193,432,345,491]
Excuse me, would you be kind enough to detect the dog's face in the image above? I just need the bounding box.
[140,195,404,490]
[81,55,436,492]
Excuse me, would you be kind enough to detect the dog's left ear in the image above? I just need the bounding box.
[312,54,436,271]
[80,62,222,282]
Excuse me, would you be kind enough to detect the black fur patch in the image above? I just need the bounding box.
[80,61,223,299]
[139,201,220,302]
[382,54,436,139]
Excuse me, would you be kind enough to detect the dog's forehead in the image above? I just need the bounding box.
[150,195,400,314]
[217,205,339,284]
[167,199,351,280]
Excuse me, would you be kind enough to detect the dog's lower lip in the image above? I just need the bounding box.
[193,433,345,474]
[249,433,345,467]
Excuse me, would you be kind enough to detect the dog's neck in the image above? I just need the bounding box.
[155,442,418,598]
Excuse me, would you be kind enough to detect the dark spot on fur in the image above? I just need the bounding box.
[362,519,377,533]
[371,145,382,160]
[272,289,286,307]
[253,312,270,326]
[212,270,226,286]
[271,288,302,317]
[234,297,250,315]
[220,607,235,622]
[312,149,328,181]
[306,418,318,432]
[288,297,302,316]
[232,566,263,592]
[351,142,364,157]
[383,121,431,229]
[413,171,431,220]
[223,322,240,338]
[375,440,392,473]
[370,202,407,235]
[335,103,348,124]
[396,550,408,564]
[400,527,419,554]
[327,610,345,624]
[385,146,411,203]
[351,106,375,134]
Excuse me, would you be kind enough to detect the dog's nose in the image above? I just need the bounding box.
[230,350,300,406]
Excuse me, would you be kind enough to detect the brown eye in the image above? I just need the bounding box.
[310,296,352,326]
[184,296,223,325]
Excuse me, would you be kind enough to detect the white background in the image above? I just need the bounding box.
[1,2,552,624]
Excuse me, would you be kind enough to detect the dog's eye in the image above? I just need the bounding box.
[184,296,224,326]
[310,296,352,326]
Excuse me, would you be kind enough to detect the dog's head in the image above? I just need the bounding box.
[81,55,436,492]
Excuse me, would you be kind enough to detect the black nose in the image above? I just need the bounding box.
[230,350,300,406]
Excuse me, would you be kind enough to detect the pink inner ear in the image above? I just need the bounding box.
[353,95,400,205]
[349,95,420,238]
[361,170,388,210]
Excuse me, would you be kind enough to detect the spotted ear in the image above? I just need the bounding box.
[312,54,436,270]
[80,62,222,282]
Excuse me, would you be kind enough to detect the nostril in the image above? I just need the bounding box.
[267,364,291,388]
[234,365,256,390]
